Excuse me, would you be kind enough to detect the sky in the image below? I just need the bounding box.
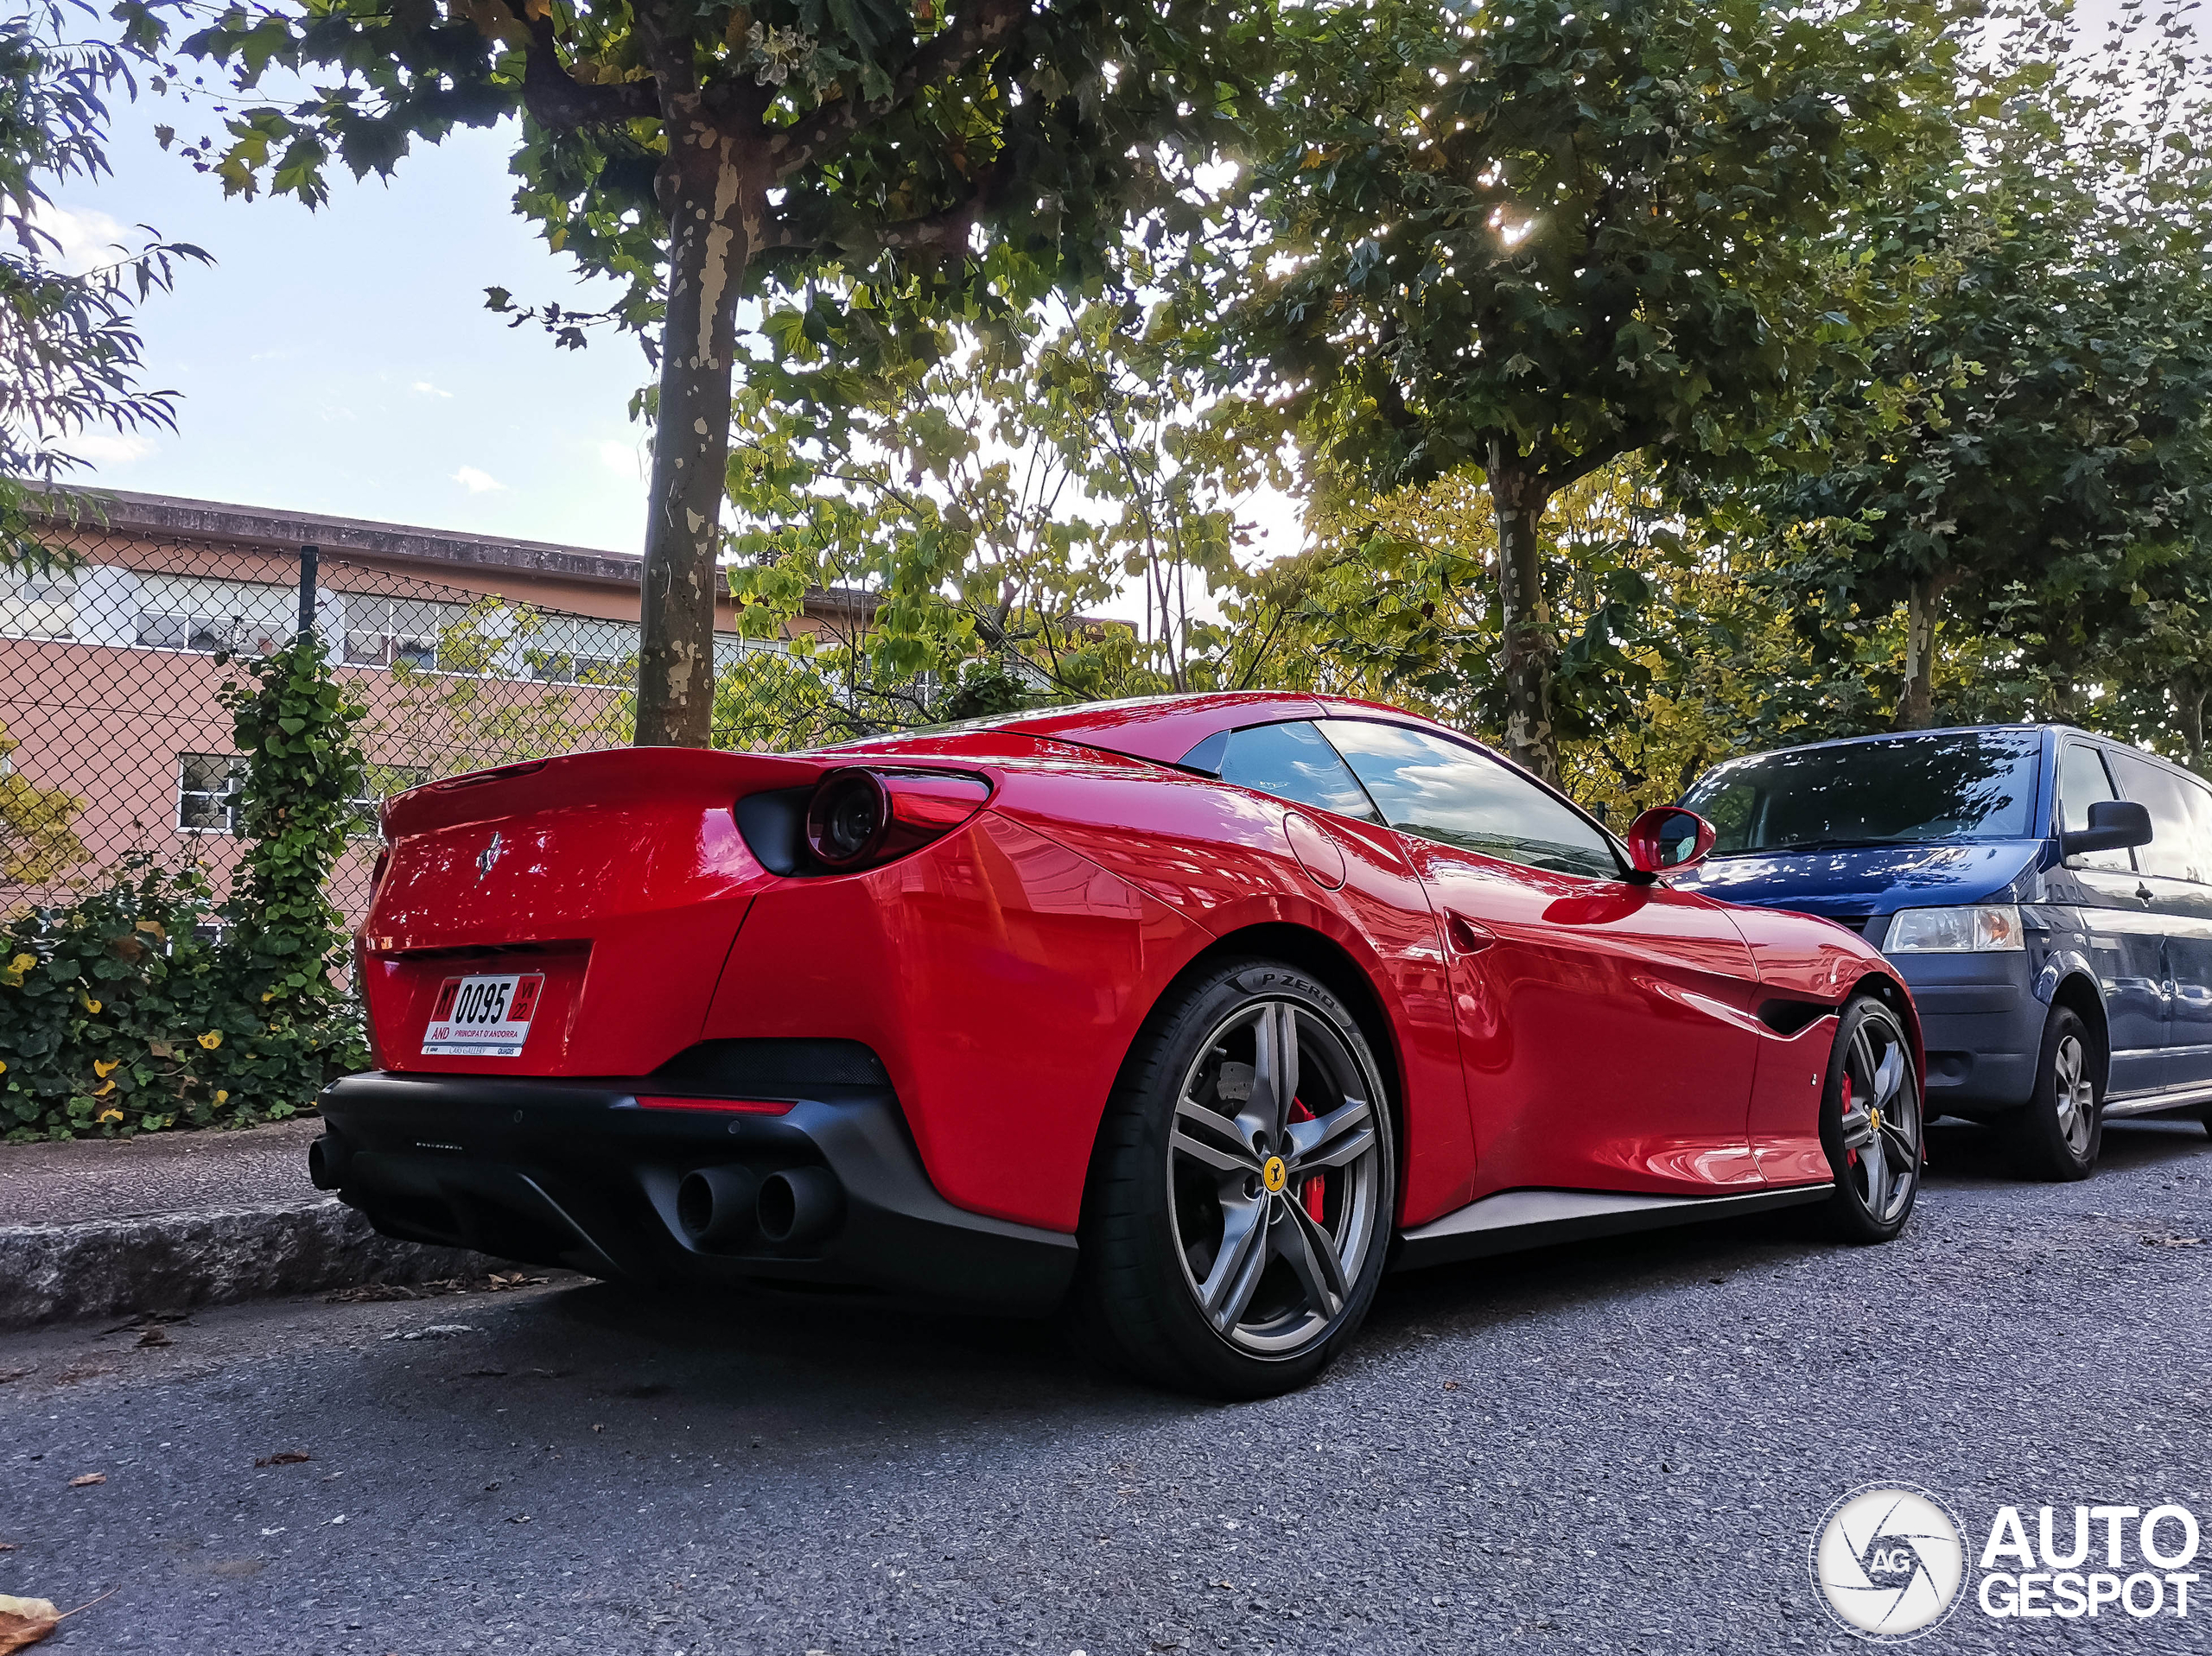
[38,0,2196,583]
[45,103,658,553]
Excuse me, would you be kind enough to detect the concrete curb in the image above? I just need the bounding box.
[0,1198,494,1329]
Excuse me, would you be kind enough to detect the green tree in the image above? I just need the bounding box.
[163,0,1262,745]
[724,282,1272,726]
[1220,0,1962,780]
[1752,3,2212,734]
[1,0,207,565]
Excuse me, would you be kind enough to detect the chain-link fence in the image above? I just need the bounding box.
[1,523,836,929]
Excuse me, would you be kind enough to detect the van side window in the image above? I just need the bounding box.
[2057,744,2132,872]
[2107,751,2208,883]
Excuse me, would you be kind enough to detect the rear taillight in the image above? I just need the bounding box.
[368,846,392,904]
[802,768,991,872]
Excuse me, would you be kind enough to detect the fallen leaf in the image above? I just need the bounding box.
[591,1424,606,1432]
[0,1543,15,1551]
[1442,1380,1462,1392]
[506,1513,532,1524]
[254,1452,312,1468]
[0,1595,60,1653]
[0,1368,30,1384]
[136,1329,171,1348]
[67,1475,104,1488]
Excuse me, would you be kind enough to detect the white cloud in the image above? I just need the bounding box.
[452,466,506,494]
[597,439,643,479]
[411,380,454,398]
[69,432,157,467]
[25,201,130,276]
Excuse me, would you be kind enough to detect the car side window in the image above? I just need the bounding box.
[2057,743,2133,872]
[1319,720,1619,879]
[1214,721,1382,822]
[2107,751,2207,883]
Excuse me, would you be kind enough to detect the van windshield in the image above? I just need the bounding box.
[1681,731,2043,856]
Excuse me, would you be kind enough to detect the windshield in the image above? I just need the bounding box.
[1681,731,2044,855]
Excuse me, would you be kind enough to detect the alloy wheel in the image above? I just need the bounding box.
[1835,1013,1921,1225]
[1166,999,1384,1355]
[2051,1032,2096,1157]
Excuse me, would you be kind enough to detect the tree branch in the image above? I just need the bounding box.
[764,0,1027,180]
[505,7,658,130]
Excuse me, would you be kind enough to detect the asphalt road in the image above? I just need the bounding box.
[5,1118,2210,1655]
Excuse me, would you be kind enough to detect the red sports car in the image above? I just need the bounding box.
[316,693,1924,1396]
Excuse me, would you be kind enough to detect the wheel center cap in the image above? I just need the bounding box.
[1262,1156,1288,1194]
[1870,1107,1884,1133]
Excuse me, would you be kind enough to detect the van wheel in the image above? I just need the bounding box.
[1819,996,1923,1243]
[2001,1006,2102,1181]
[1068,960,1396,1399]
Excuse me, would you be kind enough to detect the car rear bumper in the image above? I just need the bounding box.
[1889,950,2045,1111]
[315,1071,1078,1315]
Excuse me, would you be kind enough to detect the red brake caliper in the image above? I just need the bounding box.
[1289,1100,1326,1221]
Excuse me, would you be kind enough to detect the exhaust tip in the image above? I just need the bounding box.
[757,1166,842,1247]
[677,1165,760,1244]
[307,1133,348,1191]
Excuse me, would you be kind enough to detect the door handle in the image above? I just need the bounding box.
[1445,912,1496,955]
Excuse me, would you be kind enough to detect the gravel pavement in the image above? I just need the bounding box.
[3,1117,2209,1655]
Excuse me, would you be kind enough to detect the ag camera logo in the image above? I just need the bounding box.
[1811,1484,1969,1641]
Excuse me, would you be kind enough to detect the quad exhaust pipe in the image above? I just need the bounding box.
[677,1164,842,1247]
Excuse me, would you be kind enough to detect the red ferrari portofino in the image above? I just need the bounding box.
[318,693,1923,1395]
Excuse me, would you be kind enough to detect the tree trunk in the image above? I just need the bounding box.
[633,120,761,748]
[1487,444,1558,782]
[1897,572,1946,732]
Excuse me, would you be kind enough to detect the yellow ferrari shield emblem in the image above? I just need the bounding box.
[1262,1155,1288,1194]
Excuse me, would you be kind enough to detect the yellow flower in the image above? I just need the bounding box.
[92,1078,114,1096]
[197,1030,223,1050]
[97,1107,124,1125]
[0,1058,8,1074]
[78,989,102,1014]
[213,1089,229,1105]
[1,951,33,987]
[261,990,277,1003]
[92,1058,120,1079]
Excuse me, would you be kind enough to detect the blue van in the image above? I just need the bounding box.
[1672,726,2212,1178]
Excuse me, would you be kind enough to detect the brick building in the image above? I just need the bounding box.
[1,490,856,924]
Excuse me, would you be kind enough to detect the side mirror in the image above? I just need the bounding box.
[2061,798,2152,860]
[1625,806,1717,880]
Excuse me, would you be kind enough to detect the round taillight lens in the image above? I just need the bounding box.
[805,769,889,868]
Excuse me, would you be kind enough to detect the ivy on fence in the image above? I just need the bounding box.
[1,636,370,1139]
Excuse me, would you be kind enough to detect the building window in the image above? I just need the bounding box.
[342,597,448,670]
[0,571,76,641]
[351,766,429,836]
[178,753,247,833]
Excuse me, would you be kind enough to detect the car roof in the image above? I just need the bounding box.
[842,690,1433,768]
[1692,722,2207,790]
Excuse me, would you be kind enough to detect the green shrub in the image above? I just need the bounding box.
[0,635,370,1139]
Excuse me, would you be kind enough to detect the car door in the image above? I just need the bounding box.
[1318,718,1765,1197]
[2107,750,2212,1093]
[2056,741,2171,1097]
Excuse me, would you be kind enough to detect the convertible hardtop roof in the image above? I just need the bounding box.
[848,691,1428,769]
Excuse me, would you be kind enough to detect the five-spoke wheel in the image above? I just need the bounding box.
[1072,960,1395,1397]
[1821,996,1923,1241]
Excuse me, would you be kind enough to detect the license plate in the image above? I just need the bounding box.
[422,973,544,1058]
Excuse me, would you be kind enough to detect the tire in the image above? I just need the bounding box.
[1068,958,1397,1399]
[1818,995,1923,1243]
[1999,1006,2103,1181]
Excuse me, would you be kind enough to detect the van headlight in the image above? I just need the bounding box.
[1882,904,2026,953]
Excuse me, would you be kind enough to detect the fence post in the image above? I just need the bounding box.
[297,543,319,641]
